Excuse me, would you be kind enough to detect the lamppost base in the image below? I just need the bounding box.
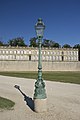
[34,98,47,113]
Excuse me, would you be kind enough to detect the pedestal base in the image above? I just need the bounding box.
[34,98,47,113]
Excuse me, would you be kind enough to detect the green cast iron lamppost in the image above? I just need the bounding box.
[34,18,47,112]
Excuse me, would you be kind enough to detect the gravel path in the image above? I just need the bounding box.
[0,75,80,120]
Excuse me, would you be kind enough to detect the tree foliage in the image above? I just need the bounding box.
[0,41,4,46]
[8,37,26,46]
[29,38,61,48]
[42,39,60,48]
[42,39,54,47]
[62,44,72,48]
[29,37,38,47]
[0,36,80,49]
[73,44,80,49]
[51,42,61,48]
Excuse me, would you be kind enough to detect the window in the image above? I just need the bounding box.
[42,56,45,61]
[5,55,8,59]
[65,56,67,60]
[16,55,20,60]
[17,51,20,54]
[6,51,9,54]
[20,56,23,60]
[36,51,38,55]
[14,51,16,54]
[46,56,48,61]
[3,51,5,54]
[44,51,45,54]
[62,56,64,61]
[21,51,24,54]
[54,51,56,55]
[50,52,52,54]
[57,51,60,55]
[10,51,13,54]
[29,55,31,61]
[49,56,52,60]
[29,51,31,54]
[47,52,49,55]
[24,51,27,54]
[52,56,55,61]
[56,56,59,60]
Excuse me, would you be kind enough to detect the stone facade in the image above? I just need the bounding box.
[0,46,79,62]
[0,46,79,71]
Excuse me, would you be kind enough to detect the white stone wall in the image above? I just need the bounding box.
[0,61,80,71]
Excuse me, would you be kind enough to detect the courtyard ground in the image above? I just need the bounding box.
[0,75,80,120]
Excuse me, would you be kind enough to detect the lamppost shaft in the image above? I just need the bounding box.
[38,37,42,81]
[34,36,47,99]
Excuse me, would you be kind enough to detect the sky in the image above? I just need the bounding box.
[0,0,80,46]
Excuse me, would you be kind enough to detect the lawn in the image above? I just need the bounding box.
[0,96,15,110]
[0,71,80,84]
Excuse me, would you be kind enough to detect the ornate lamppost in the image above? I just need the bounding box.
[34,18,47,112]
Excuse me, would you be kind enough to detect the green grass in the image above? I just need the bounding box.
[0,71,80,84]
[0,96,15,110]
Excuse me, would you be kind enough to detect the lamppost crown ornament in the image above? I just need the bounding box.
[35,18,45,38]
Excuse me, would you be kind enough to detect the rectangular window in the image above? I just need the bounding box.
[44,51,45,54]
[6,51,9,54]
[14,51,16,54]
[24,51,27,54]
[29,51,31,54]
[29,55,31,61]
[3,51,5,54]
[17,51,20,54]
[10,51,13,54]
[21,51,24,54]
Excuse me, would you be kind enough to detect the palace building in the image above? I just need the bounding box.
[0,46,79,62]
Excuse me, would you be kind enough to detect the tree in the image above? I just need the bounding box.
[51,42,61,48]
[42,39,55,47]
[42,39,61,48]
[0,41,4,46]
[73,44,80,49]
[8,37,26,46]
[29,37,38,47]
[62,44,72,48]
